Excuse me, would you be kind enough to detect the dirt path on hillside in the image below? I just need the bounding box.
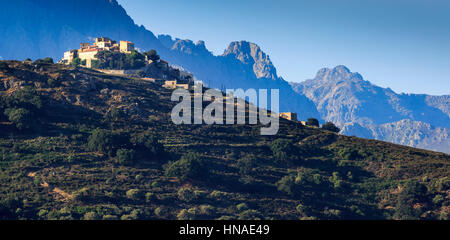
[26,171,73,202]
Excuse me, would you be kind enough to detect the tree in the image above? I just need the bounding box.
[306,118,319,127]
[134,132,164,159]
[276,175,296,196]
[4,108,33,130]
[94,50,145,70]
[83,212,100,220]
[165,152,206,181]
[12,86,42,110]
[394,180,428,220]
[321,122,340,133]
[42,57,54,64]
[87,129,129,156]
[71,58,82,67]
[144,50,160,61]
[237,154,257,175]
[126,189,144,200]
[270,138,295,165]
[0,61,9,70]
[106,107,124,122]
[125,50,145,69]
[177,188,197,202]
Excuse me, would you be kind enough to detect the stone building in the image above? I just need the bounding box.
[119,41,134,53]
[61,37,135,67]
[279,112,298,121]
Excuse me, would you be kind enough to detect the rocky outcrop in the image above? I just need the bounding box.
[222,41,278,80]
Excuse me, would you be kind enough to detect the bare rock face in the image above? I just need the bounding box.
[223,41,278,80]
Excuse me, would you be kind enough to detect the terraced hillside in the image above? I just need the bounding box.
[0,61,448,220]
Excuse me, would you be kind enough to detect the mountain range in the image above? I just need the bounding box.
[0,0,448,153]
[290,66,450,153]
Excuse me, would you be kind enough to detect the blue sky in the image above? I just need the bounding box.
[117,0,450,95]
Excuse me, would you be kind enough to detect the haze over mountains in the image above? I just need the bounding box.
[0,0,448,153]
[291,66,450,153]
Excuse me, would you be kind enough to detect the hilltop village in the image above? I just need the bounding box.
[59,37,194,90]
[59,37,304,122]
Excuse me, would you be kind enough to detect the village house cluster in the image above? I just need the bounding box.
[60,37,194,90]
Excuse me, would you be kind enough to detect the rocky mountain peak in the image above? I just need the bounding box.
[315,65,363,82]
[223,41,278,80]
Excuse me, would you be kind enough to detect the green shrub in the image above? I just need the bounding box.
[295,168,319,185]
[270,138,296,165]
[237,154,257,175]
[236,203,249,212]
[0,61,9,70]
[126,189,143,200]
[13,86,42,110]
[102,215,118,220]
[37,209,48,219]
[154,207,167,217]
[144,50,160,61]
[394,180,428,220]
[134,132,164,160]
[71,58,82,67]
[42,57,54,64]
[106,107,124,122]
[72,187,90,201]
[135,174,143,181]
[4,108,33,130]
[120,214,137,220]
[177,209,194,220]
[276,175,296,196]
[199,205,215,216]
[238,209,262,220]
[350,205,365,216]
[83,211,100,220]
[209,190,231,200]
[300,216,318,220]
[306,118,319,127]
[435,177,449,191]
[337,147,361,160]
[321,122,340,132]
[151,180,161,189]
[296,204,306,213]
[329,172,344,190]
[87,129,129,156]
[323,208,342,219]
[145,192,156,203]
[432,195,443,205]
[88,128,115,154]
[177,188,197,202]
[116,149,136,165]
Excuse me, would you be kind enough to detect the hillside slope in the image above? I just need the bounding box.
[0,61,448,220]
[291,66,450,153]
[0,0,320,120]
